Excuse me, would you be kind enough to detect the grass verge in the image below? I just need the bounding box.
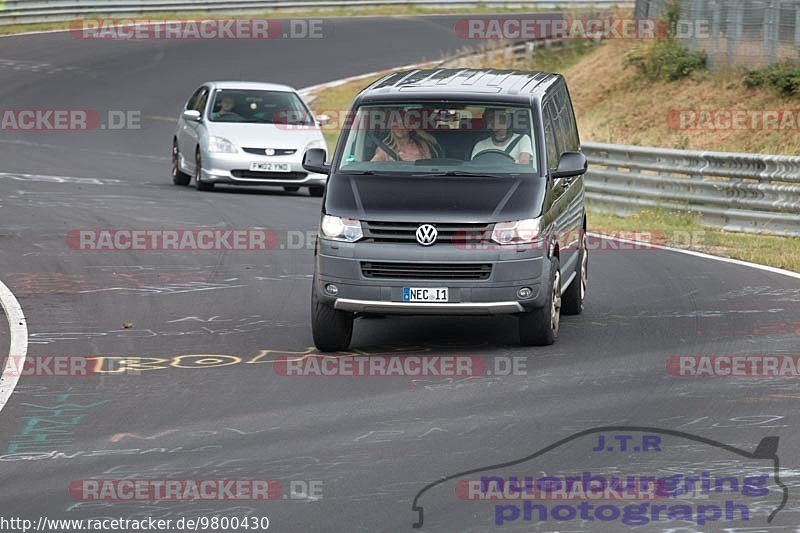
[564,40,800,155]
[589,208,800,272]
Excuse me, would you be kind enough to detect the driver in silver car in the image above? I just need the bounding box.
[212,95,243,120]
[471,108,533,165]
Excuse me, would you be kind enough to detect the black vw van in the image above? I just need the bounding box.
[303,69,588,351]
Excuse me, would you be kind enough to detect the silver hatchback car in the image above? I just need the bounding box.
[172,81,329,196]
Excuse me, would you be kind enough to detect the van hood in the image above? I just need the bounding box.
[324,174,546,223]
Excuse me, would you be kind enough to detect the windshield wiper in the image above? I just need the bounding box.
[339,170,396,176]
[413,170,520,178]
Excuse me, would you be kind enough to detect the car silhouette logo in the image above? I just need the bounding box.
[410,426,788,529]
[416,224,438,246]
[265,148,275,156]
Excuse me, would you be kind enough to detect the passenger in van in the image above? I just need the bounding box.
[471,108,533,165]
[371,109,441,162]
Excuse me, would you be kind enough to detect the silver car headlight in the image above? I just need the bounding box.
[320,215,363,242]
[207,136,237,154]
[491,218,543,245]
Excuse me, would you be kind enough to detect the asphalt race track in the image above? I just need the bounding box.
[0,15,799,532]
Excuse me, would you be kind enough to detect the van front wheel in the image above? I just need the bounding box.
[311,290,353,352]
[519,258,561,346]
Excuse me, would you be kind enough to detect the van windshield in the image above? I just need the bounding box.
[335,103,538,176]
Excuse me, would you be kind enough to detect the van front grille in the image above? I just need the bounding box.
[362,221,492,244]
[361,262,492,280]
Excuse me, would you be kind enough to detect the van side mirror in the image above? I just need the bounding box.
[182,110,202,122]
[552,151,587,180]
[303,148,330,175]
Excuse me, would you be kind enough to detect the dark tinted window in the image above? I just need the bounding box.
[551,103,569,156]
[543,100,559,170]
[560,85,580,150]
[548,83,580,154]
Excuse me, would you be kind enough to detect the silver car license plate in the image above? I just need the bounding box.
[250,162,290,172]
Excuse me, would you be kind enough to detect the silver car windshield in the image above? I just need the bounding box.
[208,89,314,125]
[336,103,538,176]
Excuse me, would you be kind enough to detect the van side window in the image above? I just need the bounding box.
[558,86,579,151]
[546,84,580,155]
[549,89,569,156]
[543,100,559,170]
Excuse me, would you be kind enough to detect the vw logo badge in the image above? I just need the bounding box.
[265,148,275,156]
[416,224,438,246]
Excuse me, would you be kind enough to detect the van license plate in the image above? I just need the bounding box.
[403,287,448,303]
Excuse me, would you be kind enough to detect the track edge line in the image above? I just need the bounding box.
[0,278,28,414]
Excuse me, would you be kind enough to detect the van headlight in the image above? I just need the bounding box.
[491,218,543,245]
[320,215,363,242]
[207,136,237,153]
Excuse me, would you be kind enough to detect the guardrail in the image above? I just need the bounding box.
[582,142,800,236]
[0,0,634,26]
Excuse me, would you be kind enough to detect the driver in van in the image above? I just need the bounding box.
[471,108,533,165]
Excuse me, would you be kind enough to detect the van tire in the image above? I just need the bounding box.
[309,186,324,197]
[519,258,561,346]
[312,290,353,352]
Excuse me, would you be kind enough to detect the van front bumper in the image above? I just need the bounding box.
[333,299,525,315]
[314,238,551,315]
